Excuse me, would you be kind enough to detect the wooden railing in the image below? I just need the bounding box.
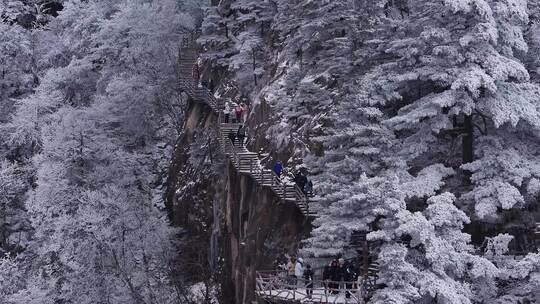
[255,271,368,303]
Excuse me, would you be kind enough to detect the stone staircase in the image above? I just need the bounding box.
[178,44,316,218]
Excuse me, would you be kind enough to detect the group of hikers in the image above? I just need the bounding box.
[228,124,247,147]
[284,256,360,299]
[193,55,318,198]
[223,99,249,147]
[223,99,249,124]
[272,164,314,196]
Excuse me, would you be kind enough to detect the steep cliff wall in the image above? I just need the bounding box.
[165,101,217,227]
[166,99,312,303]
[221,163,311,304]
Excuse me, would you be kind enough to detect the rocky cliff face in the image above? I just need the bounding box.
[166,99,312,303]
[221,162,311,304]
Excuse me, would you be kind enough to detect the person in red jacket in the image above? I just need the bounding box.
[235,103,243,122]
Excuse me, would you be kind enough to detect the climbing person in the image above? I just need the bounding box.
[337,258,348,294]
[192,57,201,87]
[201,79,209,88]
[273,161,283,178]
[294,171,308,194]
[228,130,236,147]
[323,262,331,294]
[208,78,215,93]
[329,260,341,295]
[223,101,232,123]
[230,102,238,123]
[344,261,359,299]
[241,102,249,123]
[287,256,296,289]
[295,257,304,289]
[235,103,243,123]
[304,264,314,299]
[236,125,246,147]
[304,179,313,196]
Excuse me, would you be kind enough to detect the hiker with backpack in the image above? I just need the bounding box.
[273,162,283,178]
[303,264,314,298]
[236,125,246,147]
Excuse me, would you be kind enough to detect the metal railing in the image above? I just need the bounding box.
[178,41,315,217]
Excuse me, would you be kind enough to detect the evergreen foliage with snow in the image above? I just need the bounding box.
[200,0,540,302]
[0,0,205,303]
[1,0,540,303]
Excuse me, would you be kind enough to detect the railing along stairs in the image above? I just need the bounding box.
[254,231,381,303]
[178,39,315,218]
[256,270,365,304]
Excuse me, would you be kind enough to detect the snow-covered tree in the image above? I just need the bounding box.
[200,0,540,302]
[0,0,199,302]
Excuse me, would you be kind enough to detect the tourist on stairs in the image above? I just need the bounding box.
[304,264,314,299]
[345,261,359,299]
[294,171,308,194]
[230,102,238,123]
[223,101,232,123]
[192,57,201,87]
[235,103,243,122]
[236,125,246,147]
[273,161,283,178]
[323,262,331,294]
[329,260,340,294]
[337,258,347,295]
[287,256,296,289]
[241,102,249,123]
[304,179,313,196]
[295,257,304,289]
[228,130,236,147]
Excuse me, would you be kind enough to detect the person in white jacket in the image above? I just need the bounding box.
[295,257,304,289]
[223,101,232,123]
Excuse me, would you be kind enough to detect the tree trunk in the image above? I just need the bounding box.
[462,115,474,164]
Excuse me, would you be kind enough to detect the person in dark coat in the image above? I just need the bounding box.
[236,125,246,146]
[228,130,236,147]
[208,78,215,93]
[304,179,313,196]
[273,162,283,178]
[346,262,359,298]
[322,262,332,294]
[343,261,358,298]
[303,264,314,298]
[329,260,340,294]
[294,172,308,194]
[235,103,243,122]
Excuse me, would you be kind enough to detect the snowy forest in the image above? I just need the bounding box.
[1,0,540,304]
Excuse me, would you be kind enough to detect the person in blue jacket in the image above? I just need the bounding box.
[273,161,283,178]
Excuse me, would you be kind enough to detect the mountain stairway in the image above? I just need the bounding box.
[178,36,380,304]
[178,43,316,218]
